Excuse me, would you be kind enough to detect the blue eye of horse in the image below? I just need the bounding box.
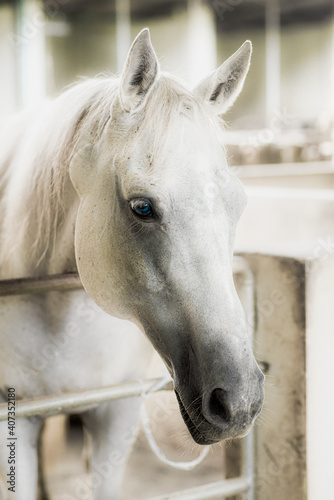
[130,198,155,220]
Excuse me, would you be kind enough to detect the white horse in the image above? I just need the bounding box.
[0,29,264,499]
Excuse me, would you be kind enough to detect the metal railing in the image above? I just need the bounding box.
[0,259,255,500]
[0,378,173,421]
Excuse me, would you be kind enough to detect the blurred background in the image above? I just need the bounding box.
[0,0,334,167]
[1,1,334,499]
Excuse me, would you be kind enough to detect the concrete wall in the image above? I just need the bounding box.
[240,245,334,500]
[235,186,334,251]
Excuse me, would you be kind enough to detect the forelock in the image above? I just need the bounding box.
[113,74,226,169]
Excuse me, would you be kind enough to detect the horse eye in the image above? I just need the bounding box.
[129,198,155,220]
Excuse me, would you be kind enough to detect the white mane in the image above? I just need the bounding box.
[0,73,224,278]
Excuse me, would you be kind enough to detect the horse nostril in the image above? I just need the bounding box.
[208,388,231,423]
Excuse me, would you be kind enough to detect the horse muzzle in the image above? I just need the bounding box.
[174,372,265,445]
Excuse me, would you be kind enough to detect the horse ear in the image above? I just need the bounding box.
[119,28,159,113]
[194,41,252,115]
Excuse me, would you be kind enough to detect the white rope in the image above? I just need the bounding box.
[140,375,210,471]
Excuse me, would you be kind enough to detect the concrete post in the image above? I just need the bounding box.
[187,0,217,86]
[239,245,334,499]
[17,0,47,108]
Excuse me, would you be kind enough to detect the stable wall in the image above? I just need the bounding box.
[235,185,334,251]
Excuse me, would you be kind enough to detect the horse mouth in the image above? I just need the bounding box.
[175,391,219,445]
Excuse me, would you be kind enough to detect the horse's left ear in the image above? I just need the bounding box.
[194,41,252,115]
[119,28,159,113]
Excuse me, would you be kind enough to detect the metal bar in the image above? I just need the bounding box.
[232,257,255,500]
[241,431,254,500]
[151,477,250,500]
[0,255,245,297]
[236,161,334,179]
[0,272,82,297]
[0,378,173,421]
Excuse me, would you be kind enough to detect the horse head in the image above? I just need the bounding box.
[70,29,264,445]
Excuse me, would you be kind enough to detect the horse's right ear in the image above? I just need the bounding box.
[119,28,159,113]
